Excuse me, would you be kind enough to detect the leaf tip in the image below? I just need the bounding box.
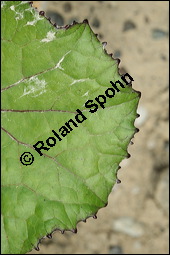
[136,90,142,98]
[64,24,71,29]
[93,214,97,219]
[116,58,121,65]
[34,245,40,251]
[46,233,52,239]
[126,153,131,159]
[71,228,78,234]
[72,20,78,25]
[102,42,107,49]
[116,178,121,184]
[83,19,89,24]
[39,10,45,16]
[135,127,140,133]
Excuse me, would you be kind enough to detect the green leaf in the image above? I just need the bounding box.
[1,1,140,254]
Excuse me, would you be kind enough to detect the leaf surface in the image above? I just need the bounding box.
[1,1,140,254]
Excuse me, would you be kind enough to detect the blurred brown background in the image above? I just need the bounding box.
[28,1,169,254]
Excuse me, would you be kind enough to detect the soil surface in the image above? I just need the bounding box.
[28,1,169,254]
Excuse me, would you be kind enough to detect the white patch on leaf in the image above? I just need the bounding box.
[25,10,43,26]
[41,31,56,43]
[26,20,37,26]
[10,5,15,11]
[82,91,89,97]
[70,79,89,86]
[1,1,6,8]
[20,1,29,5]
[10,4,24,20]
[55,51,71,70]
[20,77,47,98]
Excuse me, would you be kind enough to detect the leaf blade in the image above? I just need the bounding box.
[1,1,140,254]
